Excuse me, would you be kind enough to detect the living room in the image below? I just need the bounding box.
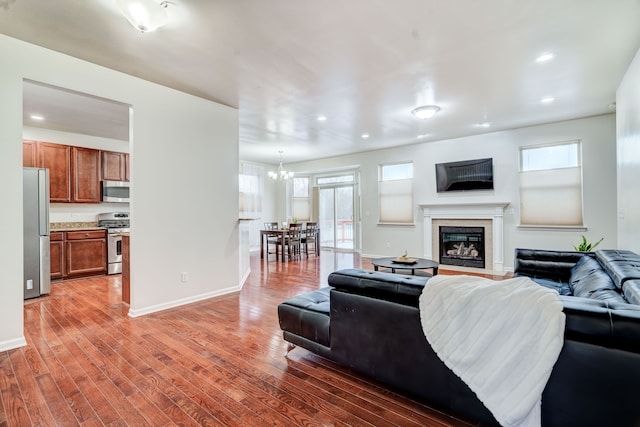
[1,1,640,425]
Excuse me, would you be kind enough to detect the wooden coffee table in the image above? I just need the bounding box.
[371,257,439,276]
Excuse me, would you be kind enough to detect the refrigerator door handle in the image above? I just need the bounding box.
[38,169,50,236]
[39,235,51,295]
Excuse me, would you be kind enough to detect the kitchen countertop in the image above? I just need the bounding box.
[50,222,106,232]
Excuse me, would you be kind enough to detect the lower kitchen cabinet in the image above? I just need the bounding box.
[50,232,64,280]
[51,230,107,279]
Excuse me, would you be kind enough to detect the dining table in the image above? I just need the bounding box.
[260,227,320,262]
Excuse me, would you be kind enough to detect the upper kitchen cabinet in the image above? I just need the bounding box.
[23,141,102,203]
[72,147,101,203]
[101,150,128,182]
[23,140,37,167]
[36,142,72,202]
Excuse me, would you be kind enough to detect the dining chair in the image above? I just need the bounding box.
[302,222,319,256]
[264,222,281,260]
[285,223,302,260]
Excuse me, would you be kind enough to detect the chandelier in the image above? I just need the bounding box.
[268,151,294,181]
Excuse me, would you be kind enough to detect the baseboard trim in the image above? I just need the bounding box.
[239,268,251,289]
[0,336,27,352]
[128,285,242,318]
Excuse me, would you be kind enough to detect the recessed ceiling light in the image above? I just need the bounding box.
[476,122,491,128]
[536,53,554,63]
[540,96,555,104]
[417,134,429,139]
[30,114,45,121]
[411,105,440,119]
[361,133,370,139]
[316,115,327,121]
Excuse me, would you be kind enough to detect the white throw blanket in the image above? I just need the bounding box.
[419,275,565,427]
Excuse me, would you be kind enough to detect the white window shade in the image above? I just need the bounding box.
[292,198,310,221]
[519,167,583,226]
[379,178,413,223]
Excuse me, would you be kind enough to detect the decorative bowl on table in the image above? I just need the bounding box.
[392,257,418,264]
[392,251,417,264]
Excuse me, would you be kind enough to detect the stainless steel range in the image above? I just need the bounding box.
[97,212,130,275]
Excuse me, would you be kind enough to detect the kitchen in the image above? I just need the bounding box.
[22,80,131,301]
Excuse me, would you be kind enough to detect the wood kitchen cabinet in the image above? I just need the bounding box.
[72,147,101,203]
[23,140,37,167]
[23,141,103,203]
[36,142,72,202]
[101,150,128,181]
[50,232,65,280]
[65,230,107,278]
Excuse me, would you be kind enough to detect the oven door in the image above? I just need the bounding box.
[107,232,123,274]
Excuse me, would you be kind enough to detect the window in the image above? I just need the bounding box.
[317,174,354,185]
[291,176,310,221]
[379,162,413,224]
[519,140,583,227]
[239,163,263,219]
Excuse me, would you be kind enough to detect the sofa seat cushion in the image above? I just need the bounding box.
[529,277,572,295]
[277,287,331,347]
[570,256,626,303]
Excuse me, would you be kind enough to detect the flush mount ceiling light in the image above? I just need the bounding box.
[116,0,169,33]
[536,53,555,63]
[268,151,294,181]
[411,105,440,120]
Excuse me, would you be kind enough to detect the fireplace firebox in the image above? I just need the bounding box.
[439,226,485,268]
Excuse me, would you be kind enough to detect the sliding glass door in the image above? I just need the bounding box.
[319,185,354,250]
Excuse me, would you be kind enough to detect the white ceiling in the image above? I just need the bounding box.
[3,0,640,164]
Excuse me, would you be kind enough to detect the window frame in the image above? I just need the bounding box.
[518,140,585,230]
[378,161,414,225]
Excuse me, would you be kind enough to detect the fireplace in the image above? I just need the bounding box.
[421,203,508,272]
[439,226,485,268]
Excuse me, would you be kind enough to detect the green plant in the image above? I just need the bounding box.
[573,235,604,252]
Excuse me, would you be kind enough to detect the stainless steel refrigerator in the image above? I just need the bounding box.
[23,168,51,299]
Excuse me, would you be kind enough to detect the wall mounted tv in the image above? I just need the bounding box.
[435,158,494,192]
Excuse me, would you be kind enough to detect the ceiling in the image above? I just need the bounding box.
[3,0,640,164]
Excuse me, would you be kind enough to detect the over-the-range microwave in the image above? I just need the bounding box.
[102,180,130,203]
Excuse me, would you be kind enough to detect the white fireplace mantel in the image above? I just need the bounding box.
[420,203,509,272]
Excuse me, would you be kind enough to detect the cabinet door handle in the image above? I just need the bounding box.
[84,233,89,237]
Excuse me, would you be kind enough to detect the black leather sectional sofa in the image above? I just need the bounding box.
[278,249,640,426]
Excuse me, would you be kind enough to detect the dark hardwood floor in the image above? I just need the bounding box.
[1,250,499,426]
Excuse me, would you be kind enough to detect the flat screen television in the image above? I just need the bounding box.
[435,158,493,192]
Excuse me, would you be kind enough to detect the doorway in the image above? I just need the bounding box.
[319,185,354,250]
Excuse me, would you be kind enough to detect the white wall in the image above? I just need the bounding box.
[23,126,130,222]
[0,34,239,350]
[287,115,618,269]
[617,48,640,252]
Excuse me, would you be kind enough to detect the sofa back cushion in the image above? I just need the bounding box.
[570,256,626,303]
[622,280,640,305]
[328,269,427,307]
[596,250,640,289]
[514,248,586,283]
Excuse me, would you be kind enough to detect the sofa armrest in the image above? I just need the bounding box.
[327,268,427,307]
[514,248,591,283]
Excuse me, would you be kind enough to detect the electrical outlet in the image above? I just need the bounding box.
[26,279,33,290]
[181,272,189,283]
